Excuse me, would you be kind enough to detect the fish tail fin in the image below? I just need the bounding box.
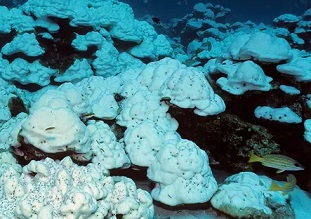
[269,181,281,191]
[282,191,289,195]
[248,153,263,163]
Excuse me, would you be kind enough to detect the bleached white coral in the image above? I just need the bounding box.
[0,112,27,150]
[129,34,173,60]
[236,32,291,63]
[216,60,273,95]
[57,83,91,116]
[2,59,56,86]
[71,32,104,51]
[160,65,225,116]
[0,151,22,177]
[20,105,91,154]
[54,59,93,83]
[135,57,225,116]
[116,89,178,131]
[211,172,289,218]
[123,120,180,167]
[0,157,154,219]
[87,120,130,169]
[105,176,154,218]
[75,76,123,119]
[19,90,91,154]
[92,39,123,78]
[0,6,12,33]
[304,119,311,143]
[147,139,218,206]
[29,89,71,113]
[0,76,28,124]
[277,57,311,82]
[254,106,302,123]
[1,33,44,56]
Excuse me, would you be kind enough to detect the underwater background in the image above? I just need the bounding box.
[122,0,310,24]
[0,0,310,218]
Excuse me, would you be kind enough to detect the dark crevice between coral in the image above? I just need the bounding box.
[8,96,28,116]
[13,81,43,92]
[153,200,214,212]
[13,136,90,166]
[35,17,95,74]
[2,52,40,63]
[131,55,154,64]
[112,37,140,51]
[168,105,280,172]
[110,166,148,181]
[0,30,16,50]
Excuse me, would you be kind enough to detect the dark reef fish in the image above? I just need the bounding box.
[152,16,161,25]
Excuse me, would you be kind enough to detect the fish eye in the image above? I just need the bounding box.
[294,162,301,167]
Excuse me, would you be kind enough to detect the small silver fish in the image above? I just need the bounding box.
[248,153,304,173]
[45,127,55,131]
[81,113,95,119]
[81,113,96,122]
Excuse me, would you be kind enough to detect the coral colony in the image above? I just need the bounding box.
[0,0,310,218]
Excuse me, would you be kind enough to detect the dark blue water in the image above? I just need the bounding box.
[122,0,310,24]
[3,0,309,24]
[0,0,27,8]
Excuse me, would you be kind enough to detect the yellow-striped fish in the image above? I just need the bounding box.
[248,153,304,173]
[269,174,296,195]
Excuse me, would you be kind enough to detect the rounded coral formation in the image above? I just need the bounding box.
[0,156,154,219]
[147,139,218,206]
[20,105,90,154]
